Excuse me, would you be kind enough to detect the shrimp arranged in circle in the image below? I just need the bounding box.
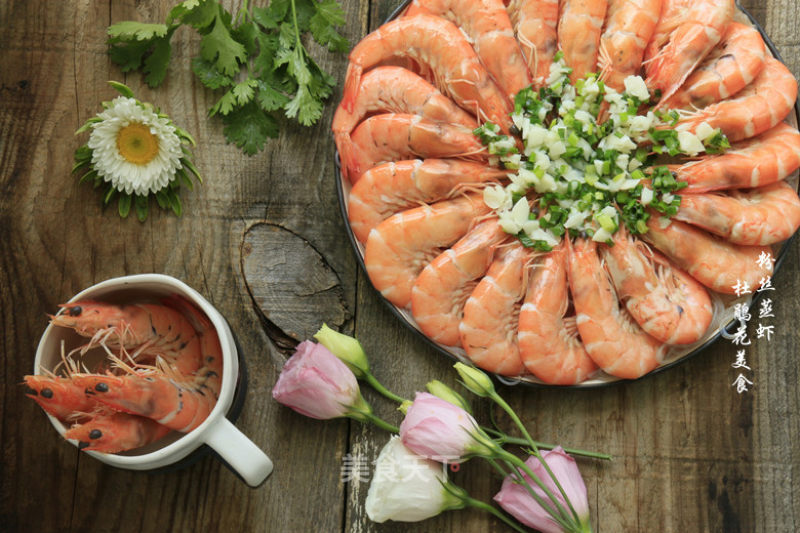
[601,229,713,345]
[364,193,491,308]
[332,66,478,182]
[673,123,800,192]
[347,114,487,182]
[597,0,662,91]
[507,0,559,86]
[342,14,513,132]
[569,239,664,379]
[557,0,609,82]
[642,217,773,295]
[411,218,509,347]
[459,243,529,377]
[518,243,598,385]
[403,0,532,99]
[675,182,800,246]
[674,57,798,143]
[348,159,506,243]
[660,22,766,110]
[644,0,734,102]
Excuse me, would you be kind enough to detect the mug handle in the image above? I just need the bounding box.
[204,417,273,486]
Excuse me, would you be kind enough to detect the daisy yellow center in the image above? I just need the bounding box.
[116,123,160,165]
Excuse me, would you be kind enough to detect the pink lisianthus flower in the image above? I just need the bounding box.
[399,392,495,463]
[272,340,365,419]
[494,447,591,533]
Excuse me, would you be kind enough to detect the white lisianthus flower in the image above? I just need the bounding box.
[365,436,462,523]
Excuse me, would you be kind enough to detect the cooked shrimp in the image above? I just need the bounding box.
[459,243,529,377]
[642,217,773,294]
[404,0,532,99]
[597,0,662,91]
[342,14,513,130]
[601,229,713,345]
[507,0,559,85]
[518,243,598,384]
[23,374,97,421]
[675,182,800,246]
[64,411,171,453]
[50,301,203,375]
[644,0,734,102]
[411,218,509,347]
[674,57,797,142]
[348,159,506,243]
[346,114,487,182]
[557,0,609,82]
[660,22,766,110]
[568,239,664,379]
[332,67,478,182]
[364,193,491,308]
[673,123,800,192]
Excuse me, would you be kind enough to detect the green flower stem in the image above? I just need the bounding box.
[360,412,399,434]
[486,429,613,461]
[464,496,527,533]
[490,392,581,523]
[363,371,408,404]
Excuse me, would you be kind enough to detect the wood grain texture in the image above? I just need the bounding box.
[1,0,799,532]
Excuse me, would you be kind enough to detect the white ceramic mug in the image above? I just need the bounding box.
[34,274,273,486]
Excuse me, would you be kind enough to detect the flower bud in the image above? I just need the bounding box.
[425,380,472,413]
[454,362,496,397]
[314,323,370,378]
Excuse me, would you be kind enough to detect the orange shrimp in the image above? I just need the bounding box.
[332,67,478,182]
[404,0,532,99]
[50,301,203,375]
[411,218,509,347]
[348,159,506,243]
[673,123,800,193]
[675,182,800,246]
[64,411,171,453]
[459,243,529,377]
[597,0,662,91]
[364,193,491,308]
[568,239,664,379]
[660,22,766,110]
[642,217,773,295]
[644,0,734,102]
[674,57,797,143]
[23,374,97,421]
[507,0,559,85]
[601,229,712,345]
[72,365,216,433]
[518,243,598,385]
[346,114,487,183]
[557,0,609,82]
[342,14,513,131]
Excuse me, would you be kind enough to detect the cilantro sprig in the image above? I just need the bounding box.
[107,0,349,155]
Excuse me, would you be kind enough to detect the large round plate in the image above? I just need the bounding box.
[334,1,800,387]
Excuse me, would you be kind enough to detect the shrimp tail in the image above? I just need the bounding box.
[335,131,362,183]
[342,62,362,113]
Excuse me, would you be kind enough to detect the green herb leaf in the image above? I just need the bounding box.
[143,37,172,87]
[222,102,279,155]
[108,21,169,40]
[199,15,247,76]
[191,56,233,89]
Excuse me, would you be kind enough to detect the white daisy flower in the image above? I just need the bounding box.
[73,82,200,221]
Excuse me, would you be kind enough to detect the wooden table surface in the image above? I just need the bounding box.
[2,1,799,531]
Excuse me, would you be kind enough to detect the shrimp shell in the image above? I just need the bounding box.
[459,243,529,377]
[660,22,766,110]
[404,0,532,99]
[642,217,773,295]
[507,0,559,86]
[64,411,171,454]
[347,114,487,182]
[518,243,598,385]
[674,57,798,143]
[673,123,800,193]
[342,14,513,131]
[364,193,491,308]
[675,182,800,246]
[557,0,609,82]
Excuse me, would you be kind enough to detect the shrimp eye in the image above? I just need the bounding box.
[68,306,82,316]
[95,382,109,393]
[89,429,102,439]
[41,388,54,398]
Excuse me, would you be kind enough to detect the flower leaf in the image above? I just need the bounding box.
[156,189,169,209]
[135,194,150,221]
[103,186,117,205]
[118,193,132,218]
[181,156,203,183]
[167,189,183,217]
[107,81,135,98]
